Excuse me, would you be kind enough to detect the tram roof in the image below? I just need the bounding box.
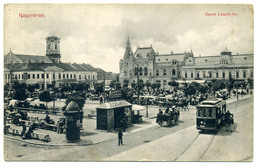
[197,98,225,106]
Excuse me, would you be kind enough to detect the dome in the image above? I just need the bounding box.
[65,101,80,113]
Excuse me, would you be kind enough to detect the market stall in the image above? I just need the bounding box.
[96,100,133,131]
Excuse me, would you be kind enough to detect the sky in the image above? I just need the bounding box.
[4,4,254,73]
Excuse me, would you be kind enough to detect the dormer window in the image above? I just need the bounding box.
[158,59,160,61]
[166,58,168,61]
[189,60,191,62]
[147,53,149,57]
[244,57,247,60]
[205,59,207,62]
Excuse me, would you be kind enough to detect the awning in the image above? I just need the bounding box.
[132,104,145,111]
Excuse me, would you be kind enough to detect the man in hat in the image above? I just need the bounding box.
[118,129,123,146]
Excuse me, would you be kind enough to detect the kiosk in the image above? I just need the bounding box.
[96,100,133,131]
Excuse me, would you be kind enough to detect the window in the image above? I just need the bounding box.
[53,74,55,79]
[209,108,212,117]
[244,57,247,60]
[222,72,225,78]
[85,75,87,79]
[172,69,176,75]
[156,70,159,76]
[74,74,76,79]
[166,58,168,61]
[203,72,206,78]
[189,60,191,62]
[88,75,90,79]
[48,44,50,50]
[229,72,232,78]
[205,59,207,62]
[124,70,127,76]
[163,69,167,76]
[139,67,143,76]
[70,74,72,78]
[243,71,246,78]
[33,74,35,79]
[59,74,61,79]
[22,74,24,79]
[191,73,193,78]
[93,75,95,80]
[55,44,57,50]
[197,73,199,78]
[42,74,44,78]
[197,108,201,117]
[18,74,20,79]
[158,59,160,61]
[163,80,167,85]
[37,74,40,79]
[67,74,69,79]
[216,72,219,78]
[144,67,148,76]
[236,71,239,78]
[47,74,49,79]
[209,72,212,78]
[79,75,81,80]
[250,71,253,77]
[185,72,187,78]
[63,74,65,79]
[202,108,206,117]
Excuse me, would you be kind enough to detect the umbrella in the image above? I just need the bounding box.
[132,104,145,111]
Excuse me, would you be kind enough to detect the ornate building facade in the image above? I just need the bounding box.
[119,37,253,89]
[4,36,98,90]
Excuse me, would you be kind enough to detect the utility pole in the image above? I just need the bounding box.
[136,66,140,105]
[236,70,239,100]
[53,69,56,108]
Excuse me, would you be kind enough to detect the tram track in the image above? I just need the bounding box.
[175,97,252,161]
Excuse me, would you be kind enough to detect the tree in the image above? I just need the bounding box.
[109,80,116,89]
[83,83,90,91]
[151,83,157,91]
[115,82,121,90]
[145,80,151,90]
[156,83,161,90]
[13,88,28,101]
[94,82,104,94]
[198,85,209,94]
[13,81,26,90]
[27,84,35,97]
[131,82,136,89]
[123,79,129,88]
[39,91,53,106]
[138,79,145,90]
[75,83,84,91]
[62,95,86,111]
[184,84,197,96]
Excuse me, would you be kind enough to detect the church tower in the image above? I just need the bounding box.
[46,36,61,63]
[123,35,133,59]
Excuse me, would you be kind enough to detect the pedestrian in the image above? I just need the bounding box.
[21,122,26,137]
[118,129,123,146]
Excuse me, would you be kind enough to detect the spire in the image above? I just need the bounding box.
[123,34,133,59]
[126,34,131,47]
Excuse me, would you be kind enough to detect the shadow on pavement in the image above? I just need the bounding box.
[80,131,97,136]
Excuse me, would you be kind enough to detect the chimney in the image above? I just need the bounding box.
[157,52,159,55]
[199,54,201,57]
[171,51,174,54]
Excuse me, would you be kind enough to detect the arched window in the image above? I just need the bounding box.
[124,70,127,76]
[139,67,143,76]
[172,69,176,75]
[163,69,167,76]
[144,67,148,75]
[156,70,159,76]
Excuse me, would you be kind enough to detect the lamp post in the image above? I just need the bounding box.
[136,66,140,105]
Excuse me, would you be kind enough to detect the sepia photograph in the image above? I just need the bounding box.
[3,3,254,162]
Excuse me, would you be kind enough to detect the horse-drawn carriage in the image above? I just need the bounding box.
[156,106,180,126]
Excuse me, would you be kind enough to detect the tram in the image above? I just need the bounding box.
[196,98,226,131]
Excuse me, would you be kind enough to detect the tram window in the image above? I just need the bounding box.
[197,108,201,116]
[212,108,216,117]
[202,108,206,117]
[209,108,212,117]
